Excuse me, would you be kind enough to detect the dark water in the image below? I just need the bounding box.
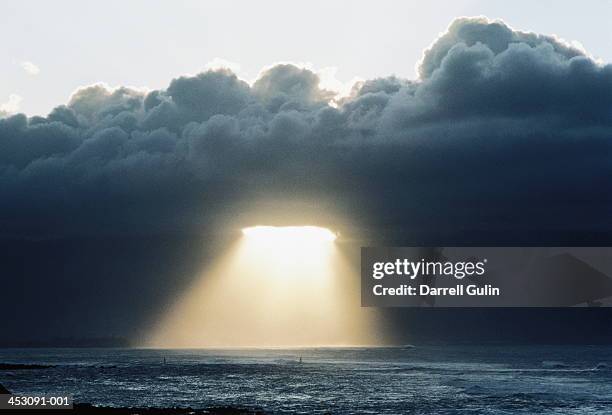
[1,346,612,414]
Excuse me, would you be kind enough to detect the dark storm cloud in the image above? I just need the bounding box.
[2,17,612,237]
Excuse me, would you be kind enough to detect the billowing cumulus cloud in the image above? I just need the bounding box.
[2,17,612,239]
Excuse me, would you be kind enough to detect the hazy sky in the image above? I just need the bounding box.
[2,0,611,116]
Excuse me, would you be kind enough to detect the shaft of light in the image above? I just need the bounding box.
[148,226,382,348]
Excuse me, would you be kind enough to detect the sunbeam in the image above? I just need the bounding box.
[147,226,382,348]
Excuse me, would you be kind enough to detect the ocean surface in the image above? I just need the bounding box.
[1,346,611,414]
